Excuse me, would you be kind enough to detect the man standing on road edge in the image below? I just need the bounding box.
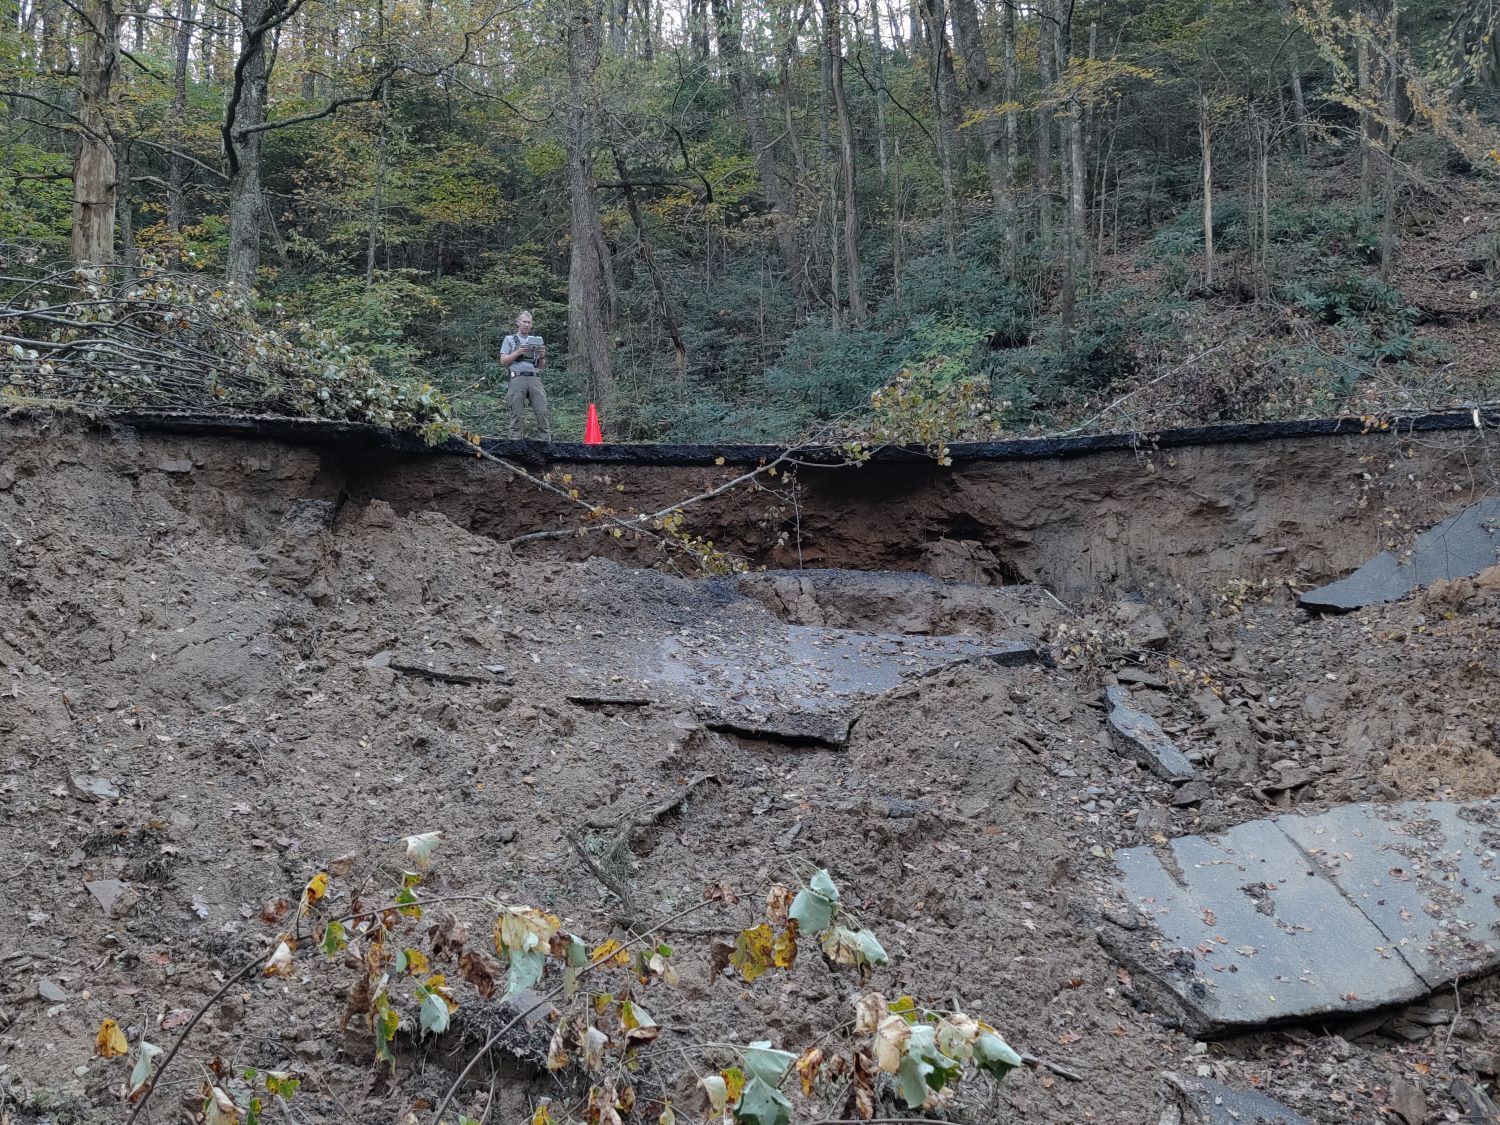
[501,310,550,442]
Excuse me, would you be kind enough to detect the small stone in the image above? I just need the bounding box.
[84,878,135,917]
[1388,1078,1426,1125]
[158,457,193,473]
[1467,1050,1500,1077]
[38,979,69,1003]
[1117,667,1168,688]
[67,771,119,802]
[1171,781,1214,807]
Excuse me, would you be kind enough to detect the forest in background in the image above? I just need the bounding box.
[2,0,1499,442]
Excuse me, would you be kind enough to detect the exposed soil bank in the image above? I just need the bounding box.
[2,411,1499,1125]
[24,408,1499,601]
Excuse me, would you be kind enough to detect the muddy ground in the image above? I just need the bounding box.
[1,414,1498,1124]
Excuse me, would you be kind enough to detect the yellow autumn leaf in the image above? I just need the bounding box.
[590,938,631,967]
[95,1019,128,1058]
[795,1046,825,1096]
[298,871,329,916]
[401,947,430,975]
[731,923,774,982]
[531,1105,555,1125]
[721,1066,746,1104]
[772,921,798,969]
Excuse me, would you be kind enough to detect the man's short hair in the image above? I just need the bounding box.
[516,310,533,323]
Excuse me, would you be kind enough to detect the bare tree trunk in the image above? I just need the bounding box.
[868,1,889,177]
[225,0,273,291]
[712,0,803,299]
[564,0,616,405]
[1037,4,1054,241]
[165,0,194,267]
[821,0,863,321]
[637,0,653,60]
[366,106,386,289]
[70,0,119,266]
[920,0,957,260]
[1379,0,1399,280]
[950,0,1013,256]
[1259,118,1271,297]
[610,0,627,53]
[1200,93,1215,290]
[1289,49,1309,157]
[1000,0,1018,267]
[614,150,686,383]
[1357,19,1372,206]
[688,0,709,61]
[1055,1,1080,346]
[116,138,134,273]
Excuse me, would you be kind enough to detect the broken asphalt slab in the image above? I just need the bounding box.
[1106,684,1195,781]
[1164,1073,1313,1125]
[1103,799,1500,1036]
[1278,801,1500,987]
[1300,496,1500,611]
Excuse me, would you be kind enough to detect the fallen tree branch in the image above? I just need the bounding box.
[583,771,719,833]
[570,772,721,928]
[1021,1051,1087,1082]
[566,831,638,928]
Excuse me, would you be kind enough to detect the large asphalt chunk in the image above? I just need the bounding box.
[1166,1074,1313,1125]
[1277,800,1500,989]
[1299,496,1500,610]
[1111,819,1426,1035]
[1106,684,1195,781]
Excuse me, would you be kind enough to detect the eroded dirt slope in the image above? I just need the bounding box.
[1,415,1498,1125]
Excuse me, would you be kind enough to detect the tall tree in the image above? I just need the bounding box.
[563,0,616,403]
[224,0,275,291]
[711,0,803,299]
[820,0,863,321]
[70,0,119,265]
[949,0,1013,259]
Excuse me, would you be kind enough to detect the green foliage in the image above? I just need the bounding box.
[0,142,72,247]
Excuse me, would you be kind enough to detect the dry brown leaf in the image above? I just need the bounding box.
[766,884,793,926]
[458,949,503,999]
[795,1046,825,1096]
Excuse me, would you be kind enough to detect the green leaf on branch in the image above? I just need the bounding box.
[318,919,347,958]
[404,831,444,869]
[127,1041,162,1097]
[788,869,842,934]
[700,1074,729,1114]
[734,1076,793,1125]
[506,947,546,996]
[563,933,587,997]
[742,1042,796,1086]
[419,991,451,1035]
[819,926,888,967]
[975,1031,1024,1082]
[895,1025,963,1107]
[787,887,834,934]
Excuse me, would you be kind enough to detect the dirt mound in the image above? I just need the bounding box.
[1,415,1498,1124]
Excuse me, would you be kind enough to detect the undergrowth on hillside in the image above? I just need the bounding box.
[99,850,1027,1125]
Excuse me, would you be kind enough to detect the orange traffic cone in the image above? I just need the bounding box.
[584,403,604,445]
